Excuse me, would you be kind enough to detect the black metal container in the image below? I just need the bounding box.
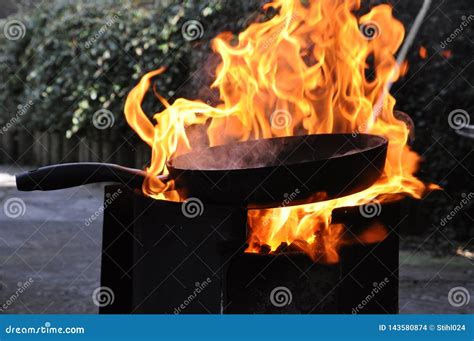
[100,185,405,314]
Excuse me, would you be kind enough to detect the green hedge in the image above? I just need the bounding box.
[0,0,262,135]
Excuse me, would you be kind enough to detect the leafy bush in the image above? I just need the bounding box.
[1,1,187,134]
[0,0,262,135]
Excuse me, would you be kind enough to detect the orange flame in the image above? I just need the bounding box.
[419,46,427,59]
[440,49,452,59]
[124,0,434,262]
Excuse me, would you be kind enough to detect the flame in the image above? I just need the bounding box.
[124,0,434,262]
[440,49,452,59]
[419,46,427,59]
[399,60,409,77]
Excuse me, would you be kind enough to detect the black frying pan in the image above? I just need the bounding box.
[16,133,387,208]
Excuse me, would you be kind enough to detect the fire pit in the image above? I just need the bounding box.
[118,0,434,263]
[99,185,406,314]
[15,0,437,314]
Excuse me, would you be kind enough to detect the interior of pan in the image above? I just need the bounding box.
[168,133,388,171]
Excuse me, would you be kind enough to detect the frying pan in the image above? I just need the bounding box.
[16,133,387,208]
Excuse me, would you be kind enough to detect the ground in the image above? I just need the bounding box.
[0,165,102,313]
[0,165,472,314]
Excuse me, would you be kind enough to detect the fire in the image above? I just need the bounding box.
[440,49,453,59]
[419,46,427,59]
[124,0,434,262]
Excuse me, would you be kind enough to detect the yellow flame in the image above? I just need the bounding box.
[124,0,434,262]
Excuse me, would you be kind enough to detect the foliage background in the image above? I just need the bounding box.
[0,0,264,135]
[0,0,472,245]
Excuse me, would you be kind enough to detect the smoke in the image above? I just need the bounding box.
[174,135,286,170]
[176,133,383,171]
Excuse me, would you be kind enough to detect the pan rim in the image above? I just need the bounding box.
[167,133,388,172]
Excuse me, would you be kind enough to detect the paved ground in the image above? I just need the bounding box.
[0,165,103,313]
[399,250,473,314]
[0,165,472,314]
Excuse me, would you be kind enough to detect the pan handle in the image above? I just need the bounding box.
[16,163,166,191]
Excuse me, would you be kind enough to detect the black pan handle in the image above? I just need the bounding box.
[16,163,166,191]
